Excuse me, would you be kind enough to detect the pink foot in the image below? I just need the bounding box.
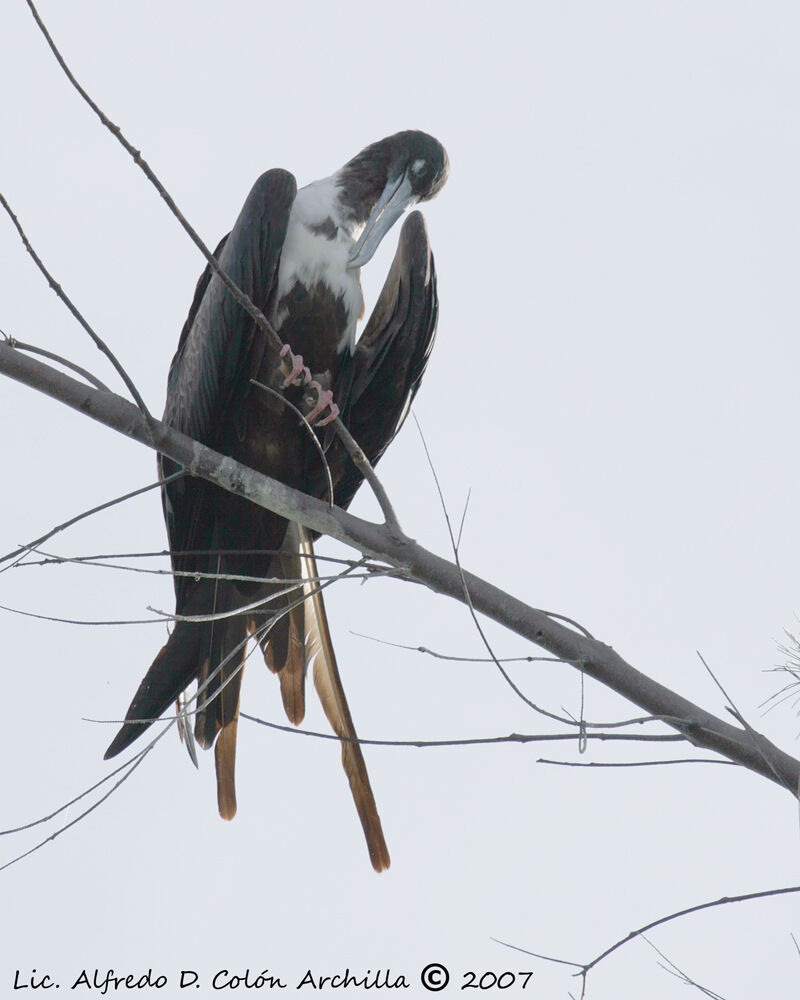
[305,381,340,426]
[280,344,311,387]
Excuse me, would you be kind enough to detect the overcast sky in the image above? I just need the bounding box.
[2,2,800,997]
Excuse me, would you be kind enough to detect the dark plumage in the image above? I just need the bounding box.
[104,132,447,871]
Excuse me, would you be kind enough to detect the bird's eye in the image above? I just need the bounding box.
[410,158,426,177]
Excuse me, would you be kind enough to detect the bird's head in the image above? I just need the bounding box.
[343,130,449,270]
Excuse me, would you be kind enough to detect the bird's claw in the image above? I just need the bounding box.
[280,344,312,388]
[305,381,340,426]
[280,344,339,426]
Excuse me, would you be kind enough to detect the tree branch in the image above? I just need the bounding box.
[0,194,153,423]
[3,337,800,793]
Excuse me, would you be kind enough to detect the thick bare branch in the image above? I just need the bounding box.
[3,338,800,793]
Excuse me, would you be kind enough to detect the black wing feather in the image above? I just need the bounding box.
[322,210,438,512]
[161,169,296,608]
[105,170,296,759]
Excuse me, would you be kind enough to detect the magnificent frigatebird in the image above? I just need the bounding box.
[104,131,448,871]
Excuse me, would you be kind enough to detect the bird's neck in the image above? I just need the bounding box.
[334,145,393,227]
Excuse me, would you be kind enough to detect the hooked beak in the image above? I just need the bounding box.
[347,171,417,270]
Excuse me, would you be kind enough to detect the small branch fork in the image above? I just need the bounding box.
[0,331,110,392]
[0,194,152,425]
[494,882,800,997]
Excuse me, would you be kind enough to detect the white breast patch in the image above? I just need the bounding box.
[274,177,364,351]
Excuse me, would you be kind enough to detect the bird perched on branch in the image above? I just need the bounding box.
[104,131,448,871]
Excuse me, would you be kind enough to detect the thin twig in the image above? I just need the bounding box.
[0,693,191,872]
[697,651,791,792]
[0,604,162,627]
[414,415,581,727]
[536,757,737,768]
[456,488,471,551]
[488,938,583,970]
[238,714,685,749]
[147,560,372,624]
[331,416,403,535]
[84,560,366,733]
[19,545,382,588]
[0,471,184,574]
[0,747,151,873]
[1,331,110,392]
[352,630,569,664]
[643,936,729,999]
[532,608,595,640]
[0,751,148,836]
[0,194,152,422]
[20,547,374,567]
[579,884,800,974]
[493,886,800,994]
[352,631,669,730]
[0,566,388,629]
[24,0,283,358]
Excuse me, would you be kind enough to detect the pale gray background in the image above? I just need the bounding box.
[2,2,799,996]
